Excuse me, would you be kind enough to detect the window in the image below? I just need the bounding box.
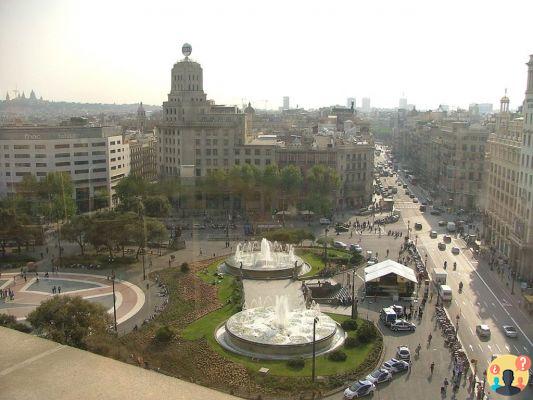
[245,149,251,155]
[255,149,260,156]
[55,162,70,166]
[234,149,240,155]
[92,159,106,164]
[15,163,31,167]
[14,145,30,149]
[73,143,88,148]
[35,154,46,158]
[92,142,106,147]
[36,172,46,177]
[74,152,88,157]
[55,153,70,158]
[14,154,30,158]
[92,151,105,156]
[254,159,260,165]
[93,168,106,173]
[16,172,31,177]
[74,160,89,165]
[54,144,70,149]
[36,163,47,167]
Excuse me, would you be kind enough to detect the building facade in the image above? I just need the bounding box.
[128,132,157,181]
[0,125,130,211]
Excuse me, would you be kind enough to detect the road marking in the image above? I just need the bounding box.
[496,344,501,352]
[478,344,483,352]
[505,345,510,352]
[469,327,474,336]
[469,344,474,351]
[454,299,458,306]
[483,301,488,308]
[524,346,529,353]
[488,345,492,351]
[514,345,520,353]
[462,300,466,305]
[493,315,498,322]
[491,303,495,307]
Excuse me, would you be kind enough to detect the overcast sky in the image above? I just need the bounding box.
[1,0,532,110]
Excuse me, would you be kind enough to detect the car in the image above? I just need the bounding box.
[409,194,415,199]
[443,234,452,243]
[421,201,428,206]
[476,324,491,338]
[365,368,392,385]
[405,190,410,196]
[333,241,347,249]
[451,246,460,255]
[350,244,363,253]
[502,325,518,338]
[403,184,408,188]
[335,225,350,233]
[438,242,446,251]
[319,218,331,225]
[430,209,442,216]
[419,204,427,212]
[414,222,422,230]
[397,182,402,186]
[396,346,411,361]
[382,358,410,373]
[390,319,416,332]
[438,220,447,227]
[343,380,376,399]
[413,198,419,203]
[430,230,438,238]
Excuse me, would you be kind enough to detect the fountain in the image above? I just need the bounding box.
[223,238,310,279]
[216,295,345,360]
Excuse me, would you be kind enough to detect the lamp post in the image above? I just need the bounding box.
[351,269,357,319]
[511,268,516,295]
[312,316,319,382]
[111,270,117,333]
[324,228,329,267]
[407,220,410,239]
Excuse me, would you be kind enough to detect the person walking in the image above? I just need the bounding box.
[57,286,61,294]
[430,362,435,374]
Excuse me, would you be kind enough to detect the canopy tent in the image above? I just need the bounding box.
[364,259,417,298]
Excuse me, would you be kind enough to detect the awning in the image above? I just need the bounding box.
[364,259,418,283]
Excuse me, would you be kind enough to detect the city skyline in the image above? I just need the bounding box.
[1,0,532,110]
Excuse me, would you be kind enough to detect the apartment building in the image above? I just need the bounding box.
[127,132,157,181]
[0,125,129,211]
[483,96,523,259]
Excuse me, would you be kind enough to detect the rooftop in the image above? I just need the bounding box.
[0,327,238,400]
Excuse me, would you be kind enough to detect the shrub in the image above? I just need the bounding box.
[0,313,32,333]
[357,322,377,343]
[327,350,347,362]
[180,262,189,273]
[344,336,359,348]
[286,358,305,369]
[341,319,358,331]
[154,325,173,343]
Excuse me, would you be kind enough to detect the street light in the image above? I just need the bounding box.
[312,316,319,382]
[324,228,329,267]
[111,270,117,333]
[351,269,357,319]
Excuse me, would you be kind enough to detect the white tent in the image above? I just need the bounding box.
[364,259,418,283]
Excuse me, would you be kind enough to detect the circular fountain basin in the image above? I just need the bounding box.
[224,256,309,279]
[216,307,345,359]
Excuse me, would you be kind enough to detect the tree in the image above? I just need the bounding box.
[38,172,76,222]
[62,215,90,255]
[304,165,340,215]
[143,195,171,218]
[27,296,110,349]
[261,164,280,213]
[280,165,303,208]
[86,211,123,257]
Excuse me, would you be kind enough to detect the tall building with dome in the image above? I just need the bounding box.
[156,43,252,179]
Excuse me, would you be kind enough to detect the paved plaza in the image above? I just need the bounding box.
[0,272,145,325]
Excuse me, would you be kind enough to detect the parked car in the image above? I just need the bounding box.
[350,244,363,253]
[390,319,416,332]
[430,230,438,238]
[413,198,419,203]
[382,358,409,373]
[414,222,422,230]
[343,380,376,399]
[403,184,408,188]
[476,324,491,338]
[419,205,426,212]
[502,325,518,338]
[443,235,452,243]
[438,242,446,251]
[451,246,460,255]
[409,194,416,199]
[365,368,392,385]
[430,209,441,216]
[335,224,350,233]
[438,220,447,227]
[396,346,411,361]
[319,218,331,225]
[333,241,347,249]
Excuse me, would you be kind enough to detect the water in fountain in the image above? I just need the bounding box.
[272,295,290,332]
[259,238,273,264]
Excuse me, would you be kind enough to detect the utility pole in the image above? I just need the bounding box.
[312,317,319,382]
[351,269,357,319]
[112,270,117,333]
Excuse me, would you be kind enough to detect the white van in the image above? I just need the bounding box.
[439,284,453,301]
[447,222,456,232]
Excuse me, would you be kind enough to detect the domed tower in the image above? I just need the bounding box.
[496,90,510,133]
[244,102,255,141]
[29,90,36,101]
[137,101,146,133]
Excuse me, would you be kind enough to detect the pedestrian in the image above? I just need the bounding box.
[430,362,435,374]
[58,286,61,294]
[52,286,56,294]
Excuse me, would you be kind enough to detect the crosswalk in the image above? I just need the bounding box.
[394,201,420,209]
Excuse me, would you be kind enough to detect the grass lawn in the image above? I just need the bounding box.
[196,259,234,302]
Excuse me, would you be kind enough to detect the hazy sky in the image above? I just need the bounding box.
[1,0,532,110]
